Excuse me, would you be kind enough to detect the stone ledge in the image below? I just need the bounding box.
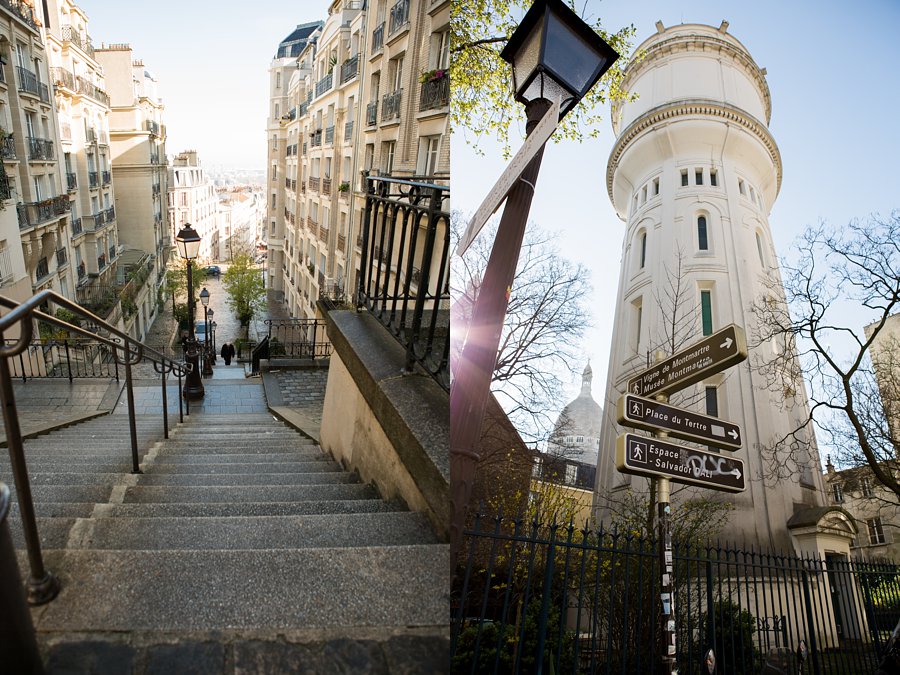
[322,310,449,540]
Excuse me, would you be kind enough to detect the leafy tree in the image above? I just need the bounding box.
[166,258,204,322]
[451,0,638,155]
[751,213,900,500]
[223,254,266,326]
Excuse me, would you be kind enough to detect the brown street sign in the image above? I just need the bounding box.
[617,394,743,451]
[615,433,746,493]
[626,324,748,398]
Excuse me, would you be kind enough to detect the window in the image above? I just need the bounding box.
[565,464,577,485]
[867,518,886,545]
[697,216,708,251]
[832,483,844,503]
[653,177,660,196]
[432,31,450,70]
[680,170,688,187]
[861,477,874,497]
[695,169,703,185]
[382,140,395,174]
[738,179,745,195]
[275,72,281,89]
[389,55,404,92]
[417,135,441,176]
[576,436,584,444]
[705,386,718,416]
[641,185,647,204]
[639,231,647,269]
[633,298,642,350]
[756,232,766,266]
[701,289,713,336]
[710,169,718,187]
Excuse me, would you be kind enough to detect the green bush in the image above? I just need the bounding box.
[692,599,758,674]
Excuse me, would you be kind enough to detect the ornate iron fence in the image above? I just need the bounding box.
[453,511,900,674]
[358,175,449,390]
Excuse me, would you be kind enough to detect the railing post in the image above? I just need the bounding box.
[801,566,823,675]
[160,368,169,439]
[64,339,72,383]
[0,344,59,605]
[122,348,140,474]
[177,370,184,422]
[18,351,26,383]
[534,522,558,675]
[0,483,43,674]
[114,351,119,382]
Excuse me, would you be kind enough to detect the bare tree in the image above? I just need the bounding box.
[451,211,591,445]
[752,213,900,501]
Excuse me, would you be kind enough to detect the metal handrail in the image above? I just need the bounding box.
[0,289,191,606]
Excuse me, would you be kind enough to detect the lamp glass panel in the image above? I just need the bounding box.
[543,11,604,95]
[521,72,569,107]
[512,19,545,96]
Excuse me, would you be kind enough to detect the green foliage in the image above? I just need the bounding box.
[692,599,758,675]
[223,254,266,326]
[173,303,189,326]
[55,308,81,328]
[451,0,639,156]
[165,258,204,305]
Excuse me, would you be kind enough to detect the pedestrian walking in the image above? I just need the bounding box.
[221,342,233,366]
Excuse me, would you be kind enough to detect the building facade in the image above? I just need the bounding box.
[595,21,850,555]
[168,150,217,261]
[266,0,449,320]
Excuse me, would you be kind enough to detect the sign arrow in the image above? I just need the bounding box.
[721,337,733,349]
[728,429,739,440]
[617,394,743,451]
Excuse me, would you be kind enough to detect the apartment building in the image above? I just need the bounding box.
[216,187,263,261]
[267,0,449,320]
[0,1,72,306]
[168,150,217,262]
[81,43,168,341]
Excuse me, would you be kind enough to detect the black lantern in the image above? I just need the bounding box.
[499,0,619,119]
[176,223,204,399]
[175,224,201,261]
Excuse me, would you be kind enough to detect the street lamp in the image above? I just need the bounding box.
[450,0,618,568]
[175,223,204,399]
[199,287,213,376]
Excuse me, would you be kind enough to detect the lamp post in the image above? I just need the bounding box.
[199,287,213,376]
[175,224,204,399]
[207,309,216,364]
[449,0,619,592]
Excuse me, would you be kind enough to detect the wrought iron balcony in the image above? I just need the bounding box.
[306,215,316,230]
[419,74,449,111]
[319,225,329,242]
[35,256,49,282]
[89,171,98,188]
[344,120,354,141]
[0,0,38,30]
[84,211,107,231]
[323,178,332,193]
[309,176,321,192]
[315,73,333,98]
[16,66,48,102]
[76,76,109,106]
[66,172,77,190]
[17,195,70,230]
[105,205,115,222]
[0,171,9,201]
[27,137,55,161]
[0,136,15,160]
[389,0,410,35]
[366,102,378,127]
[338,234,346,253]
[101,170,111,185]
[61,25,95,57]
[381,90,402,122]
[97,253,107,270]
[310,129,322,147]
[299,102,308,117]
[51,67,76,92]
[77,261,86,280]
[145,120,159,136]
[325,126,334,145]
[71,217,83,236]
[372,22,385,52]
[340,55,359,85]
[56,248,68,268]
[109,245,116,261]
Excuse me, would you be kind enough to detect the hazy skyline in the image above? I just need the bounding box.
[453,0,900,409]
[80,1,321,169]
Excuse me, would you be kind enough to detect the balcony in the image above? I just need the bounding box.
[382,90,402,122]
[1,136,15,160]
[86,127,97,143]
[325,125,334,145]
[109,245,116,261]
[302,142,307,156]
[310,129,322,147]
[300,180,306,193]
[35,256,49,283]
[309,177,321,192]
[319,225,329,242]
[77,261,86,280]
[344,120,354,141]
[145,120,160,136]
[338,234,347,253]
[89,171,98,188]
[366,102,378,126]
[105,205,116,222]
[17,67,49,103]
[340,55,359,84]
[299,102,308,118]
[372,22,385,52]
[315,73,333,98]
[0,171,9,200]
[17,195,70,230]
[389,0,410,36]
[84,211,107,231]
[76,76,109,106]
[0,0,38,31]
[66,172,77,190]
[97,253,107,270]
[51,67,76,92]
[0,246,12,285]
[419,74,449,111]
[306,216,316,230]
[61,24,95,57]
[27,137,54,161]
[71,217,83,236]
[56,248,68,269]
[102,170,111,185]
[322,178,332,193]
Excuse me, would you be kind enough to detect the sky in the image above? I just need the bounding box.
[452,0,900,412]
[79,0,323,170]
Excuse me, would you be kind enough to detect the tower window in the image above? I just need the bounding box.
[738,179,745,195]
[639,231,647,269]
[710,170,718,187]
[680,170,688,187]
[700,289,713,336]
[653,177,659,196]
[641,185,647,204]
[756,232,766,266]
[697,216,709,251]
[633,299,643,350]
[695,169,703,185]
[750,186,757,203]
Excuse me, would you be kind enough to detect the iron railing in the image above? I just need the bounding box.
[66,172,77,190]
[3,339,118,382]
[50,67,75,91]
[71,217,83,236]
[389,0,410,35]
[88,171,98,188]
[366,101,378,126]
[0,290,191,612]
[34,257,48,282]
[311,129,323,147]
[358,175,449,389]
[0,0,38,30]
[372,22,385,52]
[0,171,10,201]
[340,54,359,84]
[382,90,403,121]
[17,196,70,230]
[1,136,15,159]
[76,76,109,106]
[60,25,94,57]
[453,511,900,674]
[345,120,354,141]
[260,318,331,362]
[26,137,54,161]
[325,126,334,145]
[101,170,111,185]
[315,73,333,98]
[420,75,449,111]
[16,67,49,102]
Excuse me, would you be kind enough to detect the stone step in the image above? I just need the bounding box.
[136,472,355,487]
[68,512,439,550]
[153,444,318,455]
[94,500,403,519]
[148,453,330,464]
[7,516,77,549]
[13,472,124,486]
[9,484,112,504]
[0,461,133,472]
[171,430,304,439]
[31,546,449,631]
[145,461,337,474]
[122,483,378,504]
[10,501,95,518]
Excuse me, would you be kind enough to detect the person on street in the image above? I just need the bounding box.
[221,342,232,366]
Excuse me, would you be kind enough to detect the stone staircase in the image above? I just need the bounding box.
[2,412,448,670]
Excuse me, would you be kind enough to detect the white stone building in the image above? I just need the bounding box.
[595,21,854,556]
[168,150,217,262]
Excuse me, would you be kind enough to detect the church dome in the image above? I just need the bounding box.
[549,363,603,464]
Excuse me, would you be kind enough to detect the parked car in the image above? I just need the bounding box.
[205,265,221,277]
[194,321,207,339]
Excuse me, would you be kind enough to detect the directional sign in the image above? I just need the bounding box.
[615,433,746,493]
[455,97,561,256]
[617,394,743,451]
[626,324,748,398]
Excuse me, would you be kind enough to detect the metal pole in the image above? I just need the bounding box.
[0,483,43,674]
[0,345,58,605]
[654,378,676,675]
[177,370,184,422]
[448,98,552,571]
[160,367,169,439]
[64,339,72,383]
[123,350,140,475]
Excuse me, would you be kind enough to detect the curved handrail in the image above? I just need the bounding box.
[0,289,191,606]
